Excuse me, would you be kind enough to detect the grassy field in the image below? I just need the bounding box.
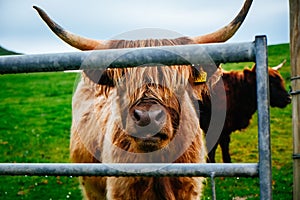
[0,44,293,199]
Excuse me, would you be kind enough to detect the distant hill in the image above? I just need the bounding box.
[0,46,21,55]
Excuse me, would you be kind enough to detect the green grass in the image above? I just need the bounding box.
[0,44,293,199]
[0,72,83,199]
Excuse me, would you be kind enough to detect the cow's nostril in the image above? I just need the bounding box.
[287,95,292,103]
[133,109,151,126]
[133,109,141,121]
[154,109,165,122]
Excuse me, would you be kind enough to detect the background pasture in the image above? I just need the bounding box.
[0,44,292,199]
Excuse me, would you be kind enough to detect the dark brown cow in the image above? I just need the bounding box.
[34,0,252,199]
[200,61,291,163]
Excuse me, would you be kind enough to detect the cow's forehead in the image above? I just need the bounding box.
[107,37,194,49]
[269,68,283,80]
[113,65,193,87]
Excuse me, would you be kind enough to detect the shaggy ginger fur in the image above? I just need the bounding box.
[70,38,221,199]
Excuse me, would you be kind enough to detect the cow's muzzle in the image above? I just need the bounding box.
[128,99,167,138]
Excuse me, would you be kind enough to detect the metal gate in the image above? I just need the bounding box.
[0,35,271,199]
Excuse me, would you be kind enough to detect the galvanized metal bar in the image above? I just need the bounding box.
[0,163,258,177]
[255,35,272,200]
[210,172,217,200]
[0,42,255,74]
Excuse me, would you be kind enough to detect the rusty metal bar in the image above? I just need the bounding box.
[0,163,258,177]
[0,42,255,74]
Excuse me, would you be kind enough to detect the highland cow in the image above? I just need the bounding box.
[34,0,252,199]
[200,61,291,163]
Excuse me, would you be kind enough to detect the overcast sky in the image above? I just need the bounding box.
[0,0,289,54]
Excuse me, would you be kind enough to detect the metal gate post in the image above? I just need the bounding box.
[255,36,272,200]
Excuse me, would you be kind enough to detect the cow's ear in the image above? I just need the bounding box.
[192,67,223,100]
[250,64,256,72]
[206,67,223,90]
[83,69,115,86]
[244,67,256,83]
[192,83,208,101]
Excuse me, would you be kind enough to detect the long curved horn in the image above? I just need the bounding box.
[272,59,287,71]
[192,0,253,44]
[33,6,107,50]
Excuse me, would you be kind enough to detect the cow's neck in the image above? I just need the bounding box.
[224,70,257,130]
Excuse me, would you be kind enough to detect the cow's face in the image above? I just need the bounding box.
[268,68,291,108]
[123,83,180,153]
[95,65,204,153]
